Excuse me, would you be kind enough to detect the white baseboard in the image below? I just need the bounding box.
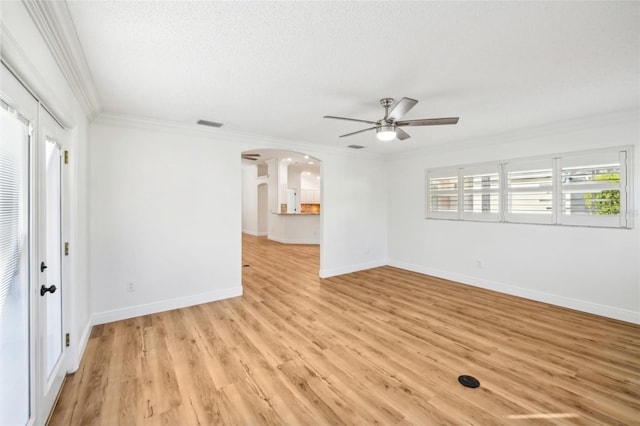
[243,230,270,237]
[91,286,243,325]
[319,259,387,278]
[268,235,319,245]
[72,320,92,372]
[388,259,640,325]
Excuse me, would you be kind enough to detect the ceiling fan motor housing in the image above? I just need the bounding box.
[380,98,394,108]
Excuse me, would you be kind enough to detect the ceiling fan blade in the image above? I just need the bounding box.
[396,117,459,127]
[396,128,411,140]
[242,154,260,157]
[324,116,377,125]
[339,127,377,138]
[386,97,418,121]
[241,156,258,160]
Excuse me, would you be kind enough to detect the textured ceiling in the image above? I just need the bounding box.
[66,1,639,155]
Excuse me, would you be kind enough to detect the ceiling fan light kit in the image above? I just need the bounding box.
[324,97,459,142]
[376,124,396,141]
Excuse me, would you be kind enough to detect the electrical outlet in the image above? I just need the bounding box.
[127,282,135,292]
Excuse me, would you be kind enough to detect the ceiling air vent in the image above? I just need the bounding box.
[197,119,224,128]
[347,144,366,149]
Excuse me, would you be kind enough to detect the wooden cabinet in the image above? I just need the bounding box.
[301,189,320,204]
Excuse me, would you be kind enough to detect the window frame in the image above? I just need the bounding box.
[558,150,628,228]
[425,168,460,220]
[424,146,633,229]
[460,163,501,222]
[504,158,555,225]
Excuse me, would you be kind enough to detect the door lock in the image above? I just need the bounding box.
[40,261,48,272]
[40,285,57,296]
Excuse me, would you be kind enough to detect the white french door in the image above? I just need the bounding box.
[38,109,67,423]
[1,63,68,426]
[0,65,37,426]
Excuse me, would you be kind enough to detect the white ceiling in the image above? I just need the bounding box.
[66,1,639,155]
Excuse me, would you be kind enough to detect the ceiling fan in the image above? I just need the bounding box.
[324,97,459,141]
[241,153,261,161]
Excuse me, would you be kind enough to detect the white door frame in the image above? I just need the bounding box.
[37,106,69,424]
[1,62,71,426]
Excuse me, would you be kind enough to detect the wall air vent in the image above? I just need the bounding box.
[347,145,366,149]
[197,119,224,128]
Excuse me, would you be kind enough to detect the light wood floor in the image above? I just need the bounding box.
[50,234,640,425]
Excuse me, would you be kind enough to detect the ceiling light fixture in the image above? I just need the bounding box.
[376,124,396,141]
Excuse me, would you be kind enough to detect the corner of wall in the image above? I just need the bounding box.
[319,259,388,279]
[388,259,640,325]
[91,286,243,325]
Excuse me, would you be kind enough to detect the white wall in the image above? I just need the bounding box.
[91,117,389,320]
[387,111,640,323]
[257,183,268,235]
[320,153,388,277]
[301,171,321,191]
[90,120,242,323]
[2,1,92,370]
[241,164,259,235]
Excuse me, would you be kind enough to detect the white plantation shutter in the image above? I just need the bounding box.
[505,159,554,224]
[461,164,501,221]
[425,147,631,229]
[559,151,627,227]
[425,168,459,219]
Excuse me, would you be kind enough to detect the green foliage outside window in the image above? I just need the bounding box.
[584,173,620,215]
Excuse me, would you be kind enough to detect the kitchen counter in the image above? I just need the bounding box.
[268,211,320,244]
[274,212,320,215]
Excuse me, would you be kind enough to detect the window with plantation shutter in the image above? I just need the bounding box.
[461,164,500,221]
[425,168,459,219]
[424,146,632,229]
[560,151,627,227]
[505,159,554,224]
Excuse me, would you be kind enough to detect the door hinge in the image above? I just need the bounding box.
[65,333,70,347]
[64,242,69,256]
[64,150,69,164]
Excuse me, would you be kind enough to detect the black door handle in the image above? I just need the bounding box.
[40,285,57,296]
[40,261,48,272]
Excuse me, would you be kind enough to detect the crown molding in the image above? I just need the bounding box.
[1,23,77,127]
[23,0,101,121]
[94,112,386,161]
[390,108,640,161]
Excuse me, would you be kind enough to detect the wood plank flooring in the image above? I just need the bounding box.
[50,234,640,425]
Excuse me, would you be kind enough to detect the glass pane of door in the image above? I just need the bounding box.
[44,139,62,378]
[0,101,31,425]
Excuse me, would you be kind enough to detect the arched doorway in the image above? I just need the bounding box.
[241,148,322,275]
